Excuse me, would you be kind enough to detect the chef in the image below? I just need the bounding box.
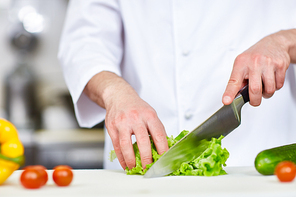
[58,0,296,170]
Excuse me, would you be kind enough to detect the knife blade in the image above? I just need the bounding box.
[144,85,249,178]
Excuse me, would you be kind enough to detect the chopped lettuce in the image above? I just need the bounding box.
[110,130,229,176]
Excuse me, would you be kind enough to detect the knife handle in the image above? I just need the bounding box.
[238,85,249,103]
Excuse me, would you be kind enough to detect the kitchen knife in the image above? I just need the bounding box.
[144,85,249,178]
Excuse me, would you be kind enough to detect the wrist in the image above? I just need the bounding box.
[84,71,138,110]
[275,29,296,63]
[84,71,116,109]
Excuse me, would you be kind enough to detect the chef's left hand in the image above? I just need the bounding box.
[222,29,296,106]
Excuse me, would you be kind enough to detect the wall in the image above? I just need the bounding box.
[0,0,105,169]
[0,0,78,129]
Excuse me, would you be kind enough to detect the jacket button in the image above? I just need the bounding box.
[184,112,193,120]
[182,50,190,56]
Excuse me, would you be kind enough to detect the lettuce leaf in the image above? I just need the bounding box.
[170,136,229,176]
[110,130,229,176]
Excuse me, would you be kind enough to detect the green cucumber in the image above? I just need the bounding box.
[255,143,296,175]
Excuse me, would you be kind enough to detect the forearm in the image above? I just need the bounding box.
[84,71,139,110]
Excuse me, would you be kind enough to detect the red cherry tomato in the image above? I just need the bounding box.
[20,169,43,189]
[275,161,296,182]
[23,165,48,186]
[52,165,73,186]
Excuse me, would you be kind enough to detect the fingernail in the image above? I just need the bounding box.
[223,96,232,104]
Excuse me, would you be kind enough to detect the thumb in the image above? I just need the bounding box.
[222,75,245,105]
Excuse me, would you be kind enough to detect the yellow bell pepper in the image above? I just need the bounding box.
[0,119,25,185]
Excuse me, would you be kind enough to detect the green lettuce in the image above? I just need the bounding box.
[110,130,229,176]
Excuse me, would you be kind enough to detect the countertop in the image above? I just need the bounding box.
[34,129,105,145]
[2,167,296,197]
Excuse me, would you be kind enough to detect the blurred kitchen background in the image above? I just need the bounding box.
[0,0,105,169]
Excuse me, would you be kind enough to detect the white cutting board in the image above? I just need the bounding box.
[2,167,296,197]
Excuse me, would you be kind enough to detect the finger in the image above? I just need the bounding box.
[248,68,263,106]
[147,117,168,155]
[275,67,286,90]
[222,57,246,105]
[133,125,152,169]
[107,127,127,169]
[262,69,276,98]
[118,129,135,169]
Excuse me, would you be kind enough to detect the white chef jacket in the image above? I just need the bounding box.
[59,0,296,169]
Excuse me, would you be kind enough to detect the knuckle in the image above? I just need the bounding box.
[136,132,149,143]
[234,53,247,65]
[250,53,261,62]
[250,54,267,70]
[110,133,119,143]
[227,78,240,86]
[113,145,121,153]
[273,58,284,68]
[115,112,127,123]
[141,155,152,164]
[141,153,151,161]
[262,54,271,62]
[135,132,150,147]
[106,113,126,129]
[251,54,274,69]
[119,136,130,147]
[106,119,115,131]
[264,86,275,96]
[256,54,270,62]
[129,109,140,121]
[105,126,118,141]
[250,84,261,95]
[152,132,167,144]
[145,109,158,121]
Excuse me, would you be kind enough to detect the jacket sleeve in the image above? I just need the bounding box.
[58,0,123,128]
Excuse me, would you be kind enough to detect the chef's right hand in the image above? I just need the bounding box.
[84,71,169,170]
[222,29,296,106]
